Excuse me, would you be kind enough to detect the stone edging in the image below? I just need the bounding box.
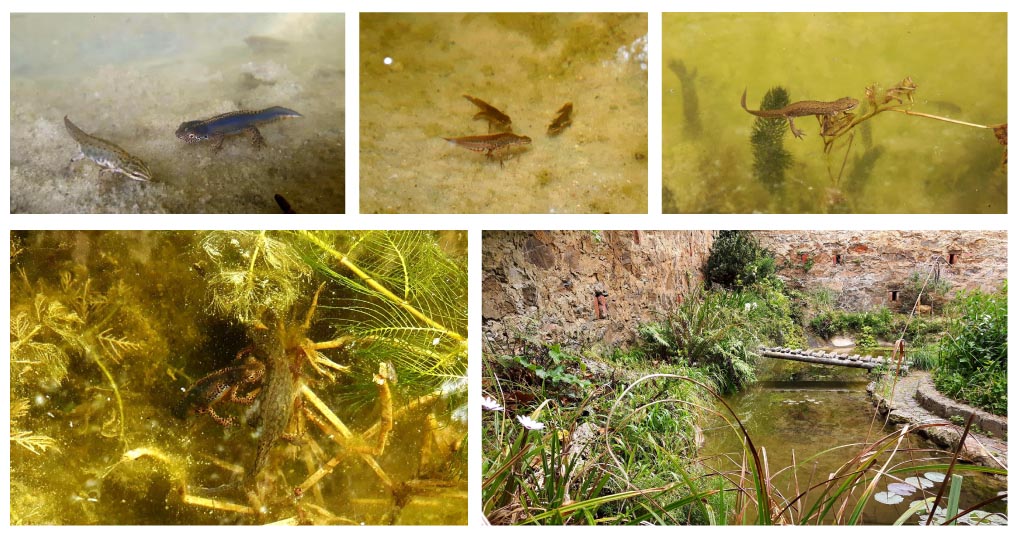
[868,372,1007,469]
[914,374,1007,439]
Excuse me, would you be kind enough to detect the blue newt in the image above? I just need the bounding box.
[175,106,302,151]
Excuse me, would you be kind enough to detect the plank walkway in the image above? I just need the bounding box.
[758,346,911,373]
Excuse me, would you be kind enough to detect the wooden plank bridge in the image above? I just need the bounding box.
[758,346,911,373]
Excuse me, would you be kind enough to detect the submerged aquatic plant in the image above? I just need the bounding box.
[10,231,467,525]
[298,230,468,399]
[749,86,793,194]
[821,76,1007,184]
[202,230,311,323]
[175,230,468,522]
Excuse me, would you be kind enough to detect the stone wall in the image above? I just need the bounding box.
[482,230,715,351]
[756,231,1007,311]
[482,230,1007,352]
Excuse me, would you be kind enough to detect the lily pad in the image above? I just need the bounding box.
[923,471,946,483]
[874,491,904,505]
[904,476,934,489]
[959,511,1008,526]
[887,482,917,496]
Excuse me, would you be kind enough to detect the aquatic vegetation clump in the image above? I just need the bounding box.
[202,230,311,323]
[749,86,793,193]
[300,230,468,398]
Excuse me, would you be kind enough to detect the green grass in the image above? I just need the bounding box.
[482,371,1007,525]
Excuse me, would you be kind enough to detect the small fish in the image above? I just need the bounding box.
[463,94,512,132]
[547,102,574,136]
[176,106,302,151]
[63,116,152,182]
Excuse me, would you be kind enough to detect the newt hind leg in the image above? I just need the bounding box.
[246,127,266,150]
[787,118,806,139]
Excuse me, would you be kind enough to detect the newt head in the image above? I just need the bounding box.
[175,120,209,143]
[835,97,860,112]
[120,154,153,182]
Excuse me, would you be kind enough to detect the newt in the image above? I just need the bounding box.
[172,352,266,427]
[463,94,512,132]
[443,132,532,166]
[63,116,153,182]
[175,106,302,151]
[741,89,859,139]
[547,102,573,136]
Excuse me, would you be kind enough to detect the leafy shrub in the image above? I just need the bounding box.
[638,288,759,394]
[495,343,592,397]
[934,283,1007,415]
[809,308,895,340]
[856,326,878,351]
[898,271,953,314]
[703,231,776,290]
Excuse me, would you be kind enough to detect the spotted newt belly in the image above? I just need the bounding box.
[173,355,265,427]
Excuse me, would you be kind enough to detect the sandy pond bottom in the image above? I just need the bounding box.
[11,14,345,214]
[360,13,648,214]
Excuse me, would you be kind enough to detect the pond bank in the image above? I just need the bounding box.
[869,371,1007,469]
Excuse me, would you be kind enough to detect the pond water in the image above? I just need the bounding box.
[10,231,467,524]
[701,359,1007,524]
[663,13,1007,214]
[360,13,648,214]
[10,14,345,214]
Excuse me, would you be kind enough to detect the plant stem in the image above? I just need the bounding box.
[885,109,991,129]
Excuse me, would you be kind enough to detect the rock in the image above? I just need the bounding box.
[831,336,855,347]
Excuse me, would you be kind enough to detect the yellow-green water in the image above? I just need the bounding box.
[10,231,467,524]
[663,12,1007,213]
[360,13,648,214]
[11,14,345,214]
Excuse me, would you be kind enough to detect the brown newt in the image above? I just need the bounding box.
[463,94,512,132]
[443,132,532,167]
[245,313,297,481]
[741,88,859,139]
[172,352,265,427]
[547,102,573,136]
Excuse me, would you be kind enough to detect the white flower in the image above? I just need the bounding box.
[517,415,545,430]
[481,396,504,411]
[744,302,758,312]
